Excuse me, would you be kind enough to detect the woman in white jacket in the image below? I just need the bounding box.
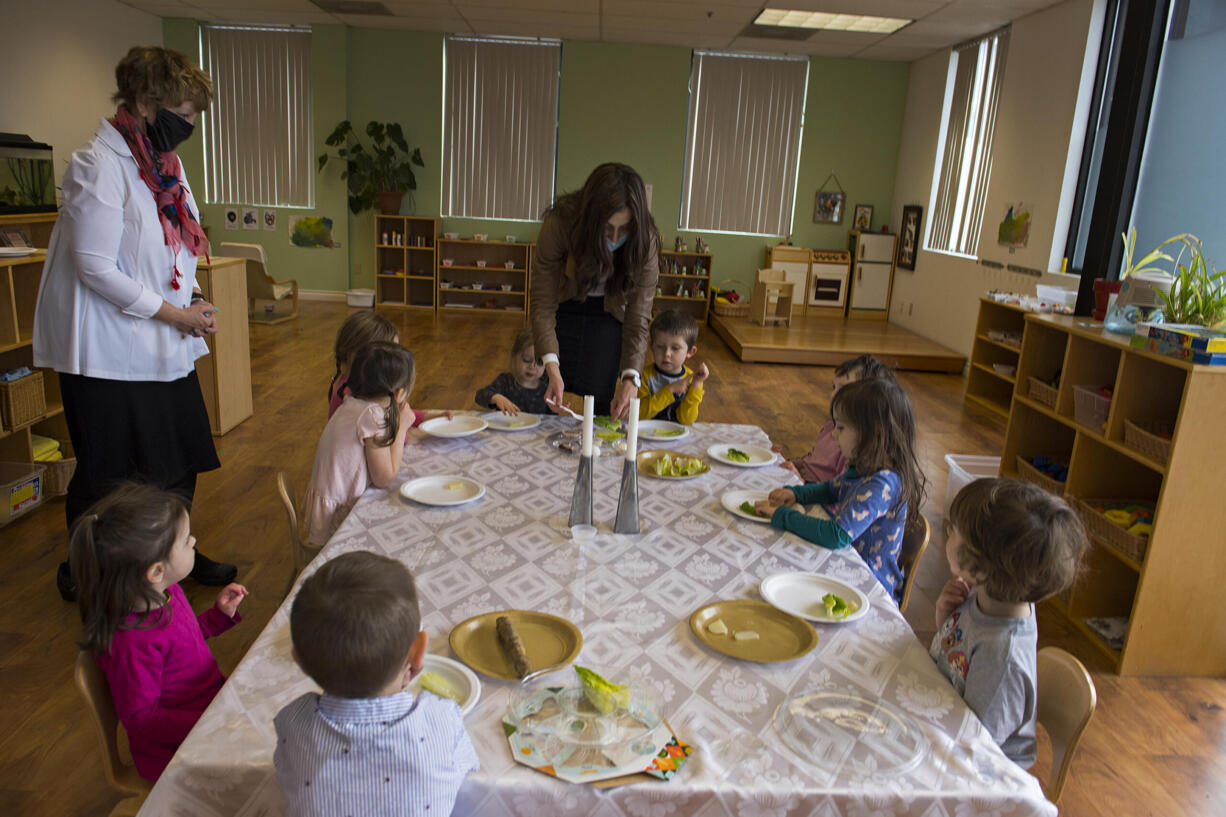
[34,46,237,600]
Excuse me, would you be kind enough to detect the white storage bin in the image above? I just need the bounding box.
[1035,285,1076,310]
[943,454,1001,517]
[346,288,375,308]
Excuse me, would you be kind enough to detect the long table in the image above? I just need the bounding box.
[140,419,1055,816]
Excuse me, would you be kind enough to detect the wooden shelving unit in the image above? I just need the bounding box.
[374,215,437,311]
[965,297,1027,417]
[1001,311,1226,675]
[655,250,711,322]
[437,239,531,319]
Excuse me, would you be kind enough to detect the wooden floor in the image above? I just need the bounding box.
[709,311,967,372]
[1,301,1221,816]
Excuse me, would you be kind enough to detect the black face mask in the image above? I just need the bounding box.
[148,108,194,153]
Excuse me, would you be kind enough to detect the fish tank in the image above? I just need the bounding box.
[0,133,56,215]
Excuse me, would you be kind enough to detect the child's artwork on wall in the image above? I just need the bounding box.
[853,204,873,230]
[997,203,1031,250]
[224,208,239,230]
[897,205,922,271]
[289,215,341,248]
[242,208,259,230]
[263,209,277,231]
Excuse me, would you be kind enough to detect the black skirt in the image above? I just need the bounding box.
[58,371,220,522]
[555,297,623,415]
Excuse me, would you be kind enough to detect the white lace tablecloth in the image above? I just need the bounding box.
[141,419,1054,817]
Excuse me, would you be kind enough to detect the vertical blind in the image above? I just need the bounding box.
[680,51,808,236]
[200,24,313,207]
[443,36,560,220]
[928,28,1010,256]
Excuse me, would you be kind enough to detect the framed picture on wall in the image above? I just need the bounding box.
[853,204,873,230]
[813,192,845,224]
[897,205,922,271]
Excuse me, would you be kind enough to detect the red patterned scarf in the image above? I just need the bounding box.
[109,105,210,290]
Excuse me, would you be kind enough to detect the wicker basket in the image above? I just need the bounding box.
[1123,419,1172,463]
[711,299,750,317]
[0,372,45,431]
[1027,376,1058,408]
[41,440,76,497]
[1069,496,1153,562]
[1015,455,1065,495]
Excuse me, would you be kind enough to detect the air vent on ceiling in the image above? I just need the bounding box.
[738,23,817,41]
[310,0,391,15]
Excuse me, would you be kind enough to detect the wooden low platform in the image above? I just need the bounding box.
[709,312,966,373]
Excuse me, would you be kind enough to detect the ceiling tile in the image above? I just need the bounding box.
[603,2,759,23]
[192,5,337,23]
[725,0,946,18]
[921,1,1014,28]
[601,14,744,37]
[601,26,732,49]
[455,0,600,12]
[853,42,940,60]
[459,7,598,24]
[467,19,600,39]
[336,12,469,30]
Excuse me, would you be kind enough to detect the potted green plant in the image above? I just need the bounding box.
[1107,229,1225,332]
[1151,234,1225,328]
[317,120,424,215]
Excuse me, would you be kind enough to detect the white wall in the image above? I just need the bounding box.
[888,0,1100,356]
[0,0,163,193]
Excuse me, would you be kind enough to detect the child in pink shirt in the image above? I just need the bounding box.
[779,354,896,483]
[70,483,247,781]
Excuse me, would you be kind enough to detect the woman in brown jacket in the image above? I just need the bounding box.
[530,163,660,419]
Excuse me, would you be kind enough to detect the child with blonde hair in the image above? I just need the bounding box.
[304,341,416,545]
[474,329,550,415]
[71,483,247,780]
[933,478,1087,766]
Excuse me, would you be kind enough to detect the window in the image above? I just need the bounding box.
[927,28,1010,257]
[680,51,808,236]
[199,23,313,208]
[442,36,560,221]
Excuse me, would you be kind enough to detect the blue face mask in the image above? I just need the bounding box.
[606,233,629,253]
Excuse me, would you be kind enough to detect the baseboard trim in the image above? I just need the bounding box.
[300,289,348,302]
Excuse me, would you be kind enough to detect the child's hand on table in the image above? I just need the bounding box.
[755,488,797,517]
[492,395,521,416]
[216,583,248,618]
[935,577,971,629]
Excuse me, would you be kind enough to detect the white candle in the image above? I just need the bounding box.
[625,398,639,462]
[581,395,594,458]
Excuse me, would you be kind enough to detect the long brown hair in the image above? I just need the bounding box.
[346,341,416,447]
[830,378,927,521]
[545,162,659,296]
[70,484,188,655]
[330,311,398,403]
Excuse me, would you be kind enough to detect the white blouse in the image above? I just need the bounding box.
[33,118,209,382]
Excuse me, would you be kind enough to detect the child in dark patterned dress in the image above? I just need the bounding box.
[474,329,550,415]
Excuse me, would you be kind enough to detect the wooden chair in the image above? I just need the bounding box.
[897,512,931,614]
[1036,646,1097,803]
[218,241,299,325]
[750,269,795,327]
[73,652,153,817]
[278,471,321,596]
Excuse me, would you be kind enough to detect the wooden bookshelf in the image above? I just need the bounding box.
[655,250,711,322]
[437,238,531,320]
[965,297,1026,416]
[1001,311,1226,675]
[374,215,437,311]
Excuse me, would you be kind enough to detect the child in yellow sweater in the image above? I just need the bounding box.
[638,309,709,424]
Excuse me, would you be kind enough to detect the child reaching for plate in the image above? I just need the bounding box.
[777,354,896,482]
[71,483,246,781]
[303,341,416,546]
[638,309,709,424]
[932,478,1086,767]
[474,329,550,415]
[756,377,926,601]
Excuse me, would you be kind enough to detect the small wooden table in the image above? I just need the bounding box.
[194,257,252,435]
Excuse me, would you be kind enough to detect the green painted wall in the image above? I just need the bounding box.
[164,22,909,297]
[163,19,351,293]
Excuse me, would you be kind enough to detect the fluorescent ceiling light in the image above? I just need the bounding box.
[754,9,911,34]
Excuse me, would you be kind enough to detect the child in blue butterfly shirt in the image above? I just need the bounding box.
[756,378,926,601]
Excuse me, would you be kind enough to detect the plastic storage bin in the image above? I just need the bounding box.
[0,462,46,526]
[346,288,375,308]
[943,454,1000,517]
[1035,285,1077,311]
[1073,385,1111,433]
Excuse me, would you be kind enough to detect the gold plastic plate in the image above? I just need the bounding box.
[689,600,818,663]
[449,609,583,681]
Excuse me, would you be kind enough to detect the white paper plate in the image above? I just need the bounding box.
[407,654,481,716]
[0,247,36,257]
[399,475,485,506]
[720,490,773,524]
[637,420,689,440]
[481,412,542,432]
[708,443,778,467]
[759,572,870,624]
[420,415,487,438]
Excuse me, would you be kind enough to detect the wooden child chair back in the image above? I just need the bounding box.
[897,512,930,613]
[74,652,152,816]
[1036,646,1096,802]
[278,471,321,596]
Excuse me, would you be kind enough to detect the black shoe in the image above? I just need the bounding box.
[57,561,78,602]
[190,552,238,586]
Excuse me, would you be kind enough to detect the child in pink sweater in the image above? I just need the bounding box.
[778,354,897,482]
[71,483,247,781]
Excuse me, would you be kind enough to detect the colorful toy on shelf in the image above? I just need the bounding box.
[1028,455,1068,483]
[695,236,709,253]
[1096,503,1155,537]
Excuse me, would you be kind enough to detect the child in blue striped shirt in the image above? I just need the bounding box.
[274,551,478,817]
